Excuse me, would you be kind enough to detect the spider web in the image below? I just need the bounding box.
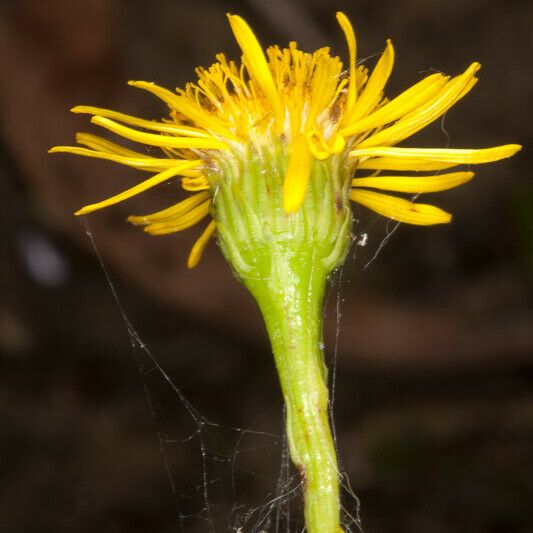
[79,213,401,533]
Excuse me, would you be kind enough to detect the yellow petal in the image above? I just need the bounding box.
[351,144,522,165]
[350,189,452,225]
[187,220,217,268]
[127,80,183,109]
[91,116,227,150]
[346,39,395,123]
[352,171,474,193]
[73,136,201,179]
[127,190,211,225]
[336,12,357,117]
[48,146,193,172]
[75,133,149,157]
[341,73,448,137]
[357,157,460,171]
[283,135,314,213]
[128,80,234,138]
[71,106,210,138]
[181,176,210,191]
[143,200,211,235]
[74,134,207,174]
[74,162,199,215]
[357,62,480,149]
[227,14,284,130]
[306,129,346,160]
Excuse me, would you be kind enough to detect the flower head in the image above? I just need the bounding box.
[50,12,520,267]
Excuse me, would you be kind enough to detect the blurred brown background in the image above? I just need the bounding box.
[0,0,532,532]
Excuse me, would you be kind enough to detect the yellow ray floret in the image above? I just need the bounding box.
[90,116,227,150]
[142,199,211,235]
[188,220,217,268]
[72,106,211,138]
[50,11,521,267]
[227,13,284,130]
[127,80,235,138]
[181,176,210,191]
[336,12,357,118]
[346,39,394,125]
[75,161,200,215]
[128,191,211,225]
[340,73,448,137]
[49,145,183,171]
[283,135,314,213]
[350,189,451,225]
[357,158,462,172]
[74,132,151,157]
[351,171,474,193]
[351,145,521,166]
[355,63,480,149]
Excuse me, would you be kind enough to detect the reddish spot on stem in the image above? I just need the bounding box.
[297,463,308,490]
[335,194,343,212]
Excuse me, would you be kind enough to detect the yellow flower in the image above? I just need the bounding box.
[50,11,520,267]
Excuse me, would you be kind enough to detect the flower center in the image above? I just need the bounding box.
[175,42,359,149]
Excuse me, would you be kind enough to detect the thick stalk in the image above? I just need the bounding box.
[247,252,343,533]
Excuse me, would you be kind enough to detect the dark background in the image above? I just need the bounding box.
[1,0,531,532]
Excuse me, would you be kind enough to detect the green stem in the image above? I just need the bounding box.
[247,251,344,533]
[210,146,351,532]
